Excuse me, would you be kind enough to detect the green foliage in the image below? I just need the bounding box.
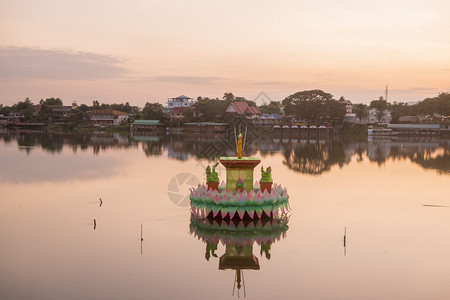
[92,100,100,108]
[259,101,281,114]
[413,93,450,116]
[44,97,63,106]
[389,101,411,123]
[142,102,164,120]
[195,96,227,121]
[12,97,33,111]
[110,102,138,114]
[37,104,52,122]
[353,103,368,120]
[222,92,256,106]
[77,104,90,112]
[282,90,344,122]
[369,97,388,110]
[68,109,86,124]
[182,108,194,123]
[0,104,11,116]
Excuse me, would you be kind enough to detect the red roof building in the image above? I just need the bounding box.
[225,102,261,117]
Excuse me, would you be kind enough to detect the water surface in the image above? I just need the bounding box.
[0,132,449,299]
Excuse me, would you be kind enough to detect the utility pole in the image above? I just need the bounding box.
[385,85,388,101]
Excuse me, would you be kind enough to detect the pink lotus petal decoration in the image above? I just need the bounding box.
[246,192,253,201]
[263,190,270,202]
[237,193,245,202]
[221,209,228,219]
[221,194,229,202]
[254,191,263,202]
[214,194,220,203]
[237,209,246,219]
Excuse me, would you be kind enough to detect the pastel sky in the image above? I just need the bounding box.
[1,0,449,106]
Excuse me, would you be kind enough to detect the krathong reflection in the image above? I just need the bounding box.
[189,214,289,297]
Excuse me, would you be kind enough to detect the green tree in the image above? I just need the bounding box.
[44,97,63,106]
[142,102,164,120]
[282,90,341,122]
[0,104,11,116]
[92,100,100,108]
[353,103,368,121]
[223,92,235,103]
[195,96,227,121]
[259,101,281,114]
[389,101,411,123]
[12,97,33,111]
[78,104,90,112]
[413,93,450,116]
[182,108,194,123]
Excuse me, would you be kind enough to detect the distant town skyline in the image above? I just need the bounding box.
[1,0,449,106]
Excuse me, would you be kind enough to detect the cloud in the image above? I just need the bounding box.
[399,87,437,93]
[249,81,290,86]
[0,46,129,80]
[153,76,222,85]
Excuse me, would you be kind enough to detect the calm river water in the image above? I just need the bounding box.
[0,131,449,300]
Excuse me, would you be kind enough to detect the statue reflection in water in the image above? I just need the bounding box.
[189,214,289,297]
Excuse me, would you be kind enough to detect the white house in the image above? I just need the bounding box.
[167,95,194,111]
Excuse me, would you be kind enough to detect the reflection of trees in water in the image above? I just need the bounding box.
[0,131,135,154]
[1,132,449,174]
[387,145,450,175]
[367,139,449,174]
[142,140,164,157]
[282,140,346,175]
[412,148,449,175]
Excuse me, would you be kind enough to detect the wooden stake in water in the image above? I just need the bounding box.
[343,227,347,256]
[140,224,143,255]
[94,219,96,230]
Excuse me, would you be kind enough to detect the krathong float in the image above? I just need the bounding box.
[190,133,290,220]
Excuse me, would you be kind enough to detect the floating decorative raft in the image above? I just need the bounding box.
[189,213,289,247]
[190,182,290,219]
[190,133,290,220]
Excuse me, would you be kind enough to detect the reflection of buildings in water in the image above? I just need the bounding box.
[1,131,136,154]
[190,214,289,297]
[168,147,189,161]
[367,137,449,173]
[367,139,392,164]
[89,133,133,154]
[367,137,441,163]
[343,141,366,164]
[90,133,130,146]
